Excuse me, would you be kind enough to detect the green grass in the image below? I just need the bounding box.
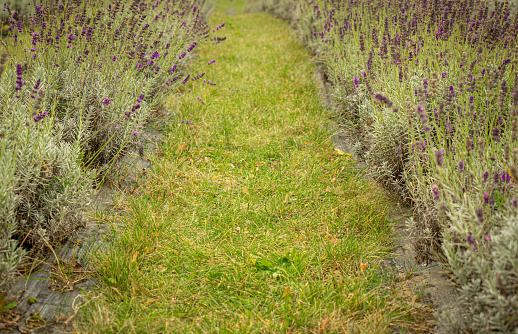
[77,1,431,332]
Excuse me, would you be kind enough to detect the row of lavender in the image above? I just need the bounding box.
[0,0,217,296]
[261,0,518,331]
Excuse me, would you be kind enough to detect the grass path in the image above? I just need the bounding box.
[78,1,428,332]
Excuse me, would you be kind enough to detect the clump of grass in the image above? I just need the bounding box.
[78,3,431,332]
[260,0,518,331]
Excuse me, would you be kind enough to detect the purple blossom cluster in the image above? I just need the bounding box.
[33,110,47,123]
[187,42,197,52]
[203,79,217,86]
[15,64,23,98]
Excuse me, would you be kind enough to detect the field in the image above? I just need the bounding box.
[0,0,517,332]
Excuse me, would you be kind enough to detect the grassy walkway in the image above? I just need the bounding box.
[79,1,426,332]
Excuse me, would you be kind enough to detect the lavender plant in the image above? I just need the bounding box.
[260,0,518,331]
[0,0,218,295]
[3,0,213,168]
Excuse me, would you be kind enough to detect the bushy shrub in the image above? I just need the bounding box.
[4,0,211,168]
[0,0,215,295]
[259,0,518,331]
[0,62,95,294]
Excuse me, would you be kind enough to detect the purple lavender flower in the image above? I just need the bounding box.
[492,127,501,142]
[33,79,41,93]
[476,209,484,223]
[484,192,489,204]
[449,85,455,97]
[435,149,444,166]
[374,94,393,107]
[483,171,489,182]
[467,235,475,244]
[353,77,359,87]
[102,98,112,106]
[187,42,197,52]
[417,104,429,130]
[208,59,216,65]
[494,172,500,183]
[431,184,440,200]
[182,74,190,84]
[33,111,48,123]
[459,161,465,172]
[15,64,23,98]
[485,234,491,241]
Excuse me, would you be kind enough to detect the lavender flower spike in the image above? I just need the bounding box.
[435,148,444,166]
[431,184,440,200]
